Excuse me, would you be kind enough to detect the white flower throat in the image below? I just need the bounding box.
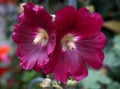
[61,34,79,51]
[33,29,49,46]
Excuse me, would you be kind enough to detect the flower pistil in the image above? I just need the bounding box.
[61,34,79,51]
[33,29,49,46]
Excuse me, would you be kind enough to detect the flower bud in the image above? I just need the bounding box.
[40,78,52,88]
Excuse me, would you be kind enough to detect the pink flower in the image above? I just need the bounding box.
[0,45,11,64]
[44,6,106,83]
[12,3,56,71]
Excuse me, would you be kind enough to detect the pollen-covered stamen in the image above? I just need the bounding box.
[61,34,79,51]
[33,29,49,46]
[51,14,55,22]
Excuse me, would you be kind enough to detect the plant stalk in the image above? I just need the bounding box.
[68,0,77,9]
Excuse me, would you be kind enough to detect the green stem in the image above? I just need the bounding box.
[45,0,49,10]
[55,81,66,89]
[68,0,77,9]
[60,83,66,89]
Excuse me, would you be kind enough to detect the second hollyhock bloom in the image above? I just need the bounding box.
[12,3,56,71]
[44,6,106,83]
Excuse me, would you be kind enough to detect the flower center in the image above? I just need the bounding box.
[61,34,79,51]
[33,29,49,46]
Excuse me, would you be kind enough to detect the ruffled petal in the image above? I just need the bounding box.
[18,3,37,27]
[20,52,38,70]
[23,3,38,26]
[76,8,104,38]
[18,13,25,24]
[12,25,36,44]
[99,51,104,61]
[55,6,76,33]
[38,6,53,33]
[47,34,56,54]
[18,43,49,70]
[44,49,88,83]
[70,61,88,81]
[18,3,53,29]
[77,32,106,69]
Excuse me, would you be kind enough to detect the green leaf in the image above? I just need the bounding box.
[22,70,42,82]
[113,35,120,57]
[107,82,120,89]
[80,69,111,89]
[104,50,120,67]
[113,35,120,45]
[104,35,120,67]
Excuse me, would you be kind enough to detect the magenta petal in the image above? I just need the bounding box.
[77,32,106,69]
[18,13,25,24]
[20,52,38,70]
[76,8,104,38]
[12,25,35,44]
[55,6,76,32]
[47,34,56,54]
[44,50,88,83]
[38,6,53,31]
[33,62,42,72]
[53,57,70,83]
[34,57,49,72]
[17,43,49,70]
[23,3,37,23]
[70,61,88,81]
[19,3,53,30]
[99,51,105,61]
[83,52,103,69]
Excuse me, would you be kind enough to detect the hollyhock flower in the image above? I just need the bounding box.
[44,6,106,83]
[12,3,56,71]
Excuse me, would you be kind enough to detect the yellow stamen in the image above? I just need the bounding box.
[33,29,49,46]
[61,34,78,51]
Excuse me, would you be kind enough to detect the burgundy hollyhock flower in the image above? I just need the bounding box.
[12,3,56,71]
[44,6,106,83]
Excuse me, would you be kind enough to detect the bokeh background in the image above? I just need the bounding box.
[0,0,120,89]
